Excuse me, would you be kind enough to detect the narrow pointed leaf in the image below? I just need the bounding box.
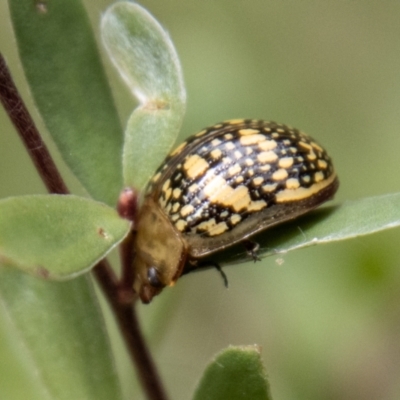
[212,192,400,266]
[0,268,123,400]
[0,195,130,278]
[8,0,124,206]
[101,2,186,190]
[193,345,272,400]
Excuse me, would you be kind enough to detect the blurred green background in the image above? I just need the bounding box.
[1,1,400,399]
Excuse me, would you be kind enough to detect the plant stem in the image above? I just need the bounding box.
[92,261,167,400]
[0,54,69,195]
[0,53,168,400]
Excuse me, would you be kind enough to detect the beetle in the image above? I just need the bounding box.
[133,119,339,303]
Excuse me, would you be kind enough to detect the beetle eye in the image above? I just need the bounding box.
[147,267,164,288]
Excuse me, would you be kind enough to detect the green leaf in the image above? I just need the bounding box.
[0,267,123,400]
[193,345,272,400]
[0,195,130,278]
[213,192,400,266]
[8,0,124,206]
[101,1,186,190]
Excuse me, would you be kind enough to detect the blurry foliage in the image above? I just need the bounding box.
[1,1,400,400]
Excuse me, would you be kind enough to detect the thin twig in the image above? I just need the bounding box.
[93,266,167,400]
[0,53,168,400]
[0,54,68,195]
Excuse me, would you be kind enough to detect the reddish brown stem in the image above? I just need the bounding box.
[0,54,69,195]
[93,265,167,400]
[0,53,168,400]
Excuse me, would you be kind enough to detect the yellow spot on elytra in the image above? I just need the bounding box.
[318,159,328,169]
[246,147,253,155]
[215,184,238,202]
[174,173,182,182]
[235,176,244,183]
[195,129,207,137]
[170,141,187,156]
[276,173,336,202]
[257,151,278,163]
[277,128,285,133]
[230,214,242,225]
[225,142,235,150]
[228,164,241,176]
[211,149,222,159]
[208,221,229,236]
[307,152,317,161]
[245,158,254,166]
[175,219,187,231]
[302,175,311,183]
[299,141,312,151]
[181,204,194,217]
[247,200,267,212]
[233,150,242,159]
[220,210,229,218]
[240,134,266,146]
[225,119,244,124]
[162,180,170,192]
[211,138,222,146]
[272,169,288,181]
[252,176,264,186]
[224,133,234,140]
[172,188,182,199]
[278,157,294,169]
[171,213,180,221]
[311,142,323,152]
[197,218,216,231]
[188,183,199,193]
[203,176,229,199]
[262,183,277,192]
[239,128,260,136]
[164,187,172,200]
[314,171,324,182]
[258,140,277,151]
[172,202,180,212]
[223,156,233,164]
[259,164,271,171]
[208,184,268,213]
[152,172,161,182]
[227,185,250,212]
[286,178,300,189]
[184,154,209,179]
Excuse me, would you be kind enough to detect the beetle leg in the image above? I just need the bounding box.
[243,240,261,262]
[196,260,229,288]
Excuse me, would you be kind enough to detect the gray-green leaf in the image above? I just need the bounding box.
[101,1,186,190]
[0,195,130,278]
[214,192,400,266]
[0,268,123,400]
[8,0,124,206]
[193,345,272,400]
